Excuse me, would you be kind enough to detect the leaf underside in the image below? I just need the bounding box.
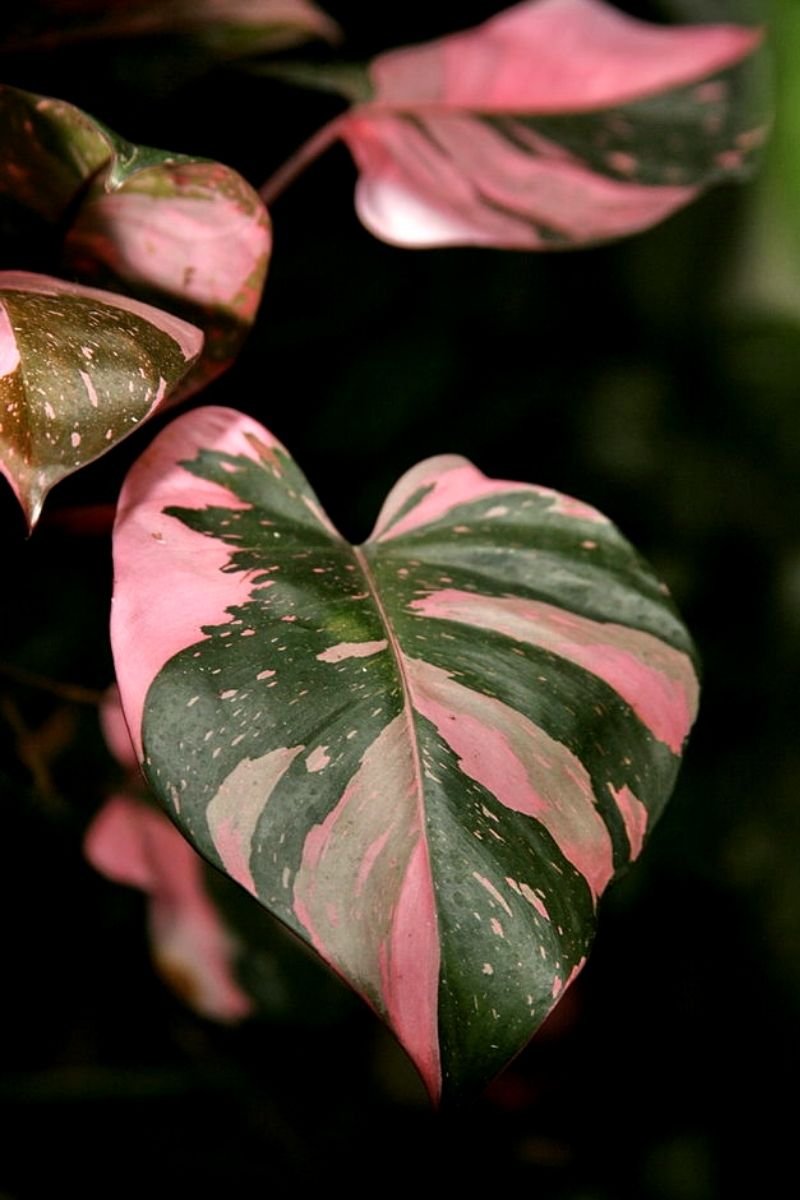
[112,406,699,1102]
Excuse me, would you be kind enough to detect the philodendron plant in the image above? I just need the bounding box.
[0,0,767,1102]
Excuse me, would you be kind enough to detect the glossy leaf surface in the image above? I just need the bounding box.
[112,406,700,1101]
[0,271,202,528]
[334,0,765,248]
[0,84,270,393]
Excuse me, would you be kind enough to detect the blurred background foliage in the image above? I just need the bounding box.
[0,0,798,1196]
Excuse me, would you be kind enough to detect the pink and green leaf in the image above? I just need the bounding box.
[0,271,202,528]
[112,405,699,1102]
[0,84,271,393]
[327,0,766,248]
[65,152,271,398]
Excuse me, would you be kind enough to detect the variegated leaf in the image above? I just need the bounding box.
[330,0,765,248]
[0,271,202,528]
[112,405,700,1102]
[0,84,271,394]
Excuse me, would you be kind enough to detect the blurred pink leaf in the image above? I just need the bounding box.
[0,271,202,528]
[87,686,356,1025]
[85,687,253,1022]
[85,794,254,1021]
[328,0,765,249]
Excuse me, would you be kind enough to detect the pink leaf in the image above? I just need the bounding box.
[334,0,764,248]
[85,795,253,1021]
[65,160,271,399]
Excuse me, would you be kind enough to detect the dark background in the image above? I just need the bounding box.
[0,1,797,1196]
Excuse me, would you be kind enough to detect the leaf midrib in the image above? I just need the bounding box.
[352,544,426,814]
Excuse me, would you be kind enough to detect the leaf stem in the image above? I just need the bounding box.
[0,661,104,705]
[259,117,345,207]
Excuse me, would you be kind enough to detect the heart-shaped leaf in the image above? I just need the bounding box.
[112,405,699,1102]
[328,0,765,248]
[0,271,202,528]
[0,84,271,394]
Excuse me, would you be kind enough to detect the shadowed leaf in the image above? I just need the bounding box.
[88,686,353,1023]
[1,0,340,57]
[86,792,255,1022]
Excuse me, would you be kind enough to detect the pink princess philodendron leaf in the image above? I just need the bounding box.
[0,272,202,529]
[0,85,271,397]
[111,405,700,1102]
[287,0,765,249]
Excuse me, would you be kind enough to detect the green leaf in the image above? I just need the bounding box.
[0,272,202,528]
[112,406,700,1103]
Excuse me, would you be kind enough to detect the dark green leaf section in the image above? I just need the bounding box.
[487,55,769,189]
[0,0,341,59]
[418,714,593,1099]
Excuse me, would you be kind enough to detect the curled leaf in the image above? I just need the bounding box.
[112,405,700,1102]
[65,154,271,398]
[0,271,202,528]
[331,0,766,248]
[86,793,254,1021]
[0,84,271,393]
